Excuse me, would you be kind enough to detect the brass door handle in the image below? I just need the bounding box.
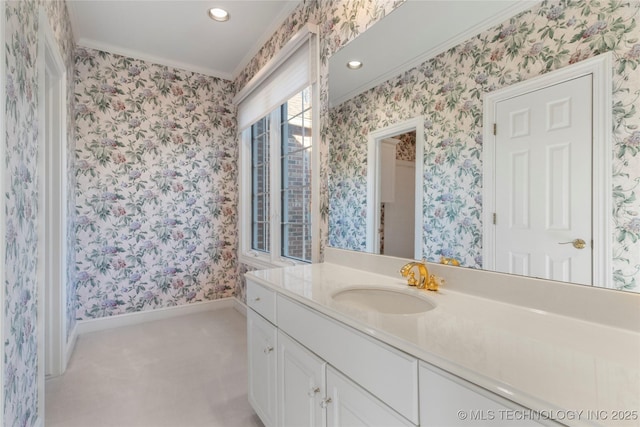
[558,238,586,249]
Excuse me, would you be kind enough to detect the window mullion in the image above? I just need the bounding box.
[269,109,282,264]
[242,129,253,257]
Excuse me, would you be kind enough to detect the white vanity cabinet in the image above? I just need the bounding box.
[277,330,326,427]
[419,363,544,426]
[326,366,415,427]
[247,279,420,427]
[246,279,548,427]
[247,308,278,427]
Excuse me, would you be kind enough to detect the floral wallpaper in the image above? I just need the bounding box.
[3,0,76,425]
[327,0,640,292]
[395,131,416,162]
[74,48,238,319]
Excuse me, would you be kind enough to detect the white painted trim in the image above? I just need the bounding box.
[76,38,234,81]
[332,1,541,106]
[0,0,6,416]
[233,298,248,317]
[234,23,318,104]
[64,323,78,368]
[38,8,69,396]
[36,23,45,427]
[366,117,424,259]
[76,298,236,335]
[311,32,321,264]
[482,52,613,287]
[33,417,44,427]
[36,7,70,418]
[238,125,294,270]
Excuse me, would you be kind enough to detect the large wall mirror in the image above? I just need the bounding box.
[327,0,640,293]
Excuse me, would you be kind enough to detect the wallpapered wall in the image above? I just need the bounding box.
[328,0,640,292]
[74,48,238,319]
[3,0,76,425]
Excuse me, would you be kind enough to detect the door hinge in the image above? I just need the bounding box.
[493,123,497,135]
[493,213,497,225]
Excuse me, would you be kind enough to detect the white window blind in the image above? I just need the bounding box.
[236,24,317,131]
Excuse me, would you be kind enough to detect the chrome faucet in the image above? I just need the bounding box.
[400,260,440,291]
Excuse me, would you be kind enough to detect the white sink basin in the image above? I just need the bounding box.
[332,287,436,315]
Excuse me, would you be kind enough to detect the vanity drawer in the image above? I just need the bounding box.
[277,294,419,425]
[247,280,277,324]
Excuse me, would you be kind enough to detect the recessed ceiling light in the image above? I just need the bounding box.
[346,60,363,70]
[208,8,230,22]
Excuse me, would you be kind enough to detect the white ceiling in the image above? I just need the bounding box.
[67,0,301,81]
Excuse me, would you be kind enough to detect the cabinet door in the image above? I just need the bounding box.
[325,367,414,427]
[419,363,544,426]
[248,309,277,427]
[278,331,326,427]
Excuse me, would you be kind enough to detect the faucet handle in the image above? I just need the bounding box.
[426,274,439,291]
[407,271,418,287]
[440,256,460,266]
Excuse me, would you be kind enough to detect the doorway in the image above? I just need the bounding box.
[379,134,416,258]
[366,118,424,259]
[483,53,612,287]
[37,10,68,405]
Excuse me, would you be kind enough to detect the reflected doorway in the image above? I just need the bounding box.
[379,133,416,258]
[366,117,424,259]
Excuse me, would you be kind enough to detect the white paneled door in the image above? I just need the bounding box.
[494,75,592,285]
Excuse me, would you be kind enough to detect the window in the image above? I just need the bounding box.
[245,88,314,266]
[280,88,312,262]
[251,117,270,253]
[237,25,318,268]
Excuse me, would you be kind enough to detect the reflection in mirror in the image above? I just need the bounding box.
[377,132,416,258]
[327,0,640,292]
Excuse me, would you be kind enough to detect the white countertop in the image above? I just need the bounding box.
[246,262,640,427]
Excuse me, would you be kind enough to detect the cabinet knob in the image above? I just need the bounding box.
[263,346,274,354]
[252,297,261,302]
[307,387,320,397]
[320,397,332,408]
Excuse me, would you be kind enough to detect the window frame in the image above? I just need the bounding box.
[237,24,319,269]
[239,88,319,269]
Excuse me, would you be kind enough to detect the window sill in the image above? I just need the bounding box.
[239,252,309,271]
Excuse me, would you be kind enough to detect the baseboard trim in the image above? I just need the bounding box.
[64,323,78,369]
[76,298,235,335]
[233,298,247,316]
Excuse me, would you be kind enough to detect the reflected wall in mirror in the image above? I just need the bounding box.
[327,0,640,292]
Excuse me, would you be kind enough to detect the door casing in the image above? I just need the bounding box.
[366,117,424,259]
[0,2,6,417]
[37,8,69,420]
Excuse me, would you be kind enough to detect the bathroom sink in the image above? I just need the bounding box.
[331,287,436,315]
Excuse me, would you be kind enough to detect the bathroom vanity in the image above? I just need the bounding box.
[245,249,640,427]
